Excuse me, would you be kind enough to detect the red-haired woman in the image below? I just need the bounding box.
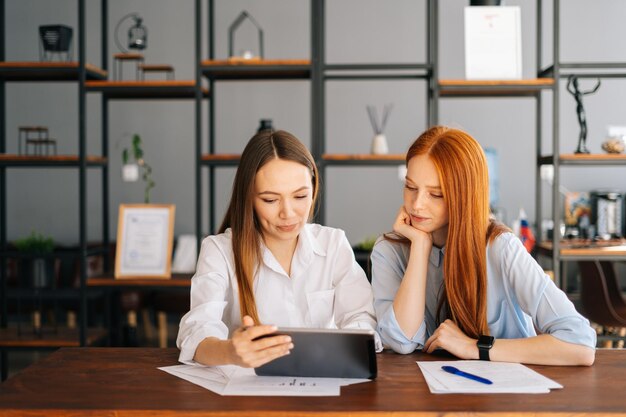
[372,126,595,366]
[177,130,379,368]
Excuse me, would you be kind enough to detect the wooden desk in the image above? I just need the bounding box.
[1,348,625,416]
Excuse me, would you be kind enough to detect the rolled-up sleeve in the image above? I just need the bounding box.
[176,237,232,364]
[331,230,382,352]
[499,234,597,349]
[371,239,426,354]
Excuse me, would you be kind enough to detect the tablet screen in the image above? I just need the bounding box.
[254,328,377,379]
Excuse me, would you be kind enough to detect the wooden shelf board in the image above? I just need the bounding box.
[88,273,192,288]
[0,154,107,166]
[323,154,405,161]
[322,154,406,165]
[0,62,107,81]
[202,59,311,80]
[86,81,209,99]
[540,154,626,166]
[0,327,107,348]
[538,240,626,258]
[201,154,240,166]
[439,78,554,96]
[203,59,310,67]
[561,153,626,162]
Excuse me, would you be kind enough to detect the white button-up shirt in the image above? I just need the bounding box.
[177,223,379,364]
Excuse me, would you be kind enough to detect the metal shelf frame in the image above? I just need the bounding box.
[0,0,109,381]
[202,0,436,232]
[534,0,626,287]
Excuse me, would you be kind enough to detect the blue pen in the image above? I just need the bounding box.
[441,365,493,385]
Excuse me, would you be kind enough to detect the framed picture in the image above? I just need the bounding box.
[464,6,522,80]
[115,204,176,279]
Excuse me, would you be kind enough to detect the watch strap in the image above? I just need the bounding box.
[478,345,491,361]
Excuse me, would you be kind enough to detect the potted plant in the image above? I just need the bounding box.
[14,231,55,288]
[122,133,155,204]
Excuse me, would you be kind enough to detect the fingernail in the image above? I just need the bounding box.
[288,343,294,349]
[284,337,291,343]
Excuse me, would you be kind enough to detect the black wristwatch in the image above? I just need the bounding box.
[477,335,495,361]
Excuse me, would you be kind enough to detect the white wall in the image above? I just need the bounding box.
[3,0,626,246]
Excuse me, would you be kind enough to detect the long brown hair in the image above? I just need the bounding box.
[219,130,319,325]
[406,126,508,338]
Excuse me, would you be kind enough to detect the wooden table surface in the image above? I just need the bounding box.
[0,348,625,416]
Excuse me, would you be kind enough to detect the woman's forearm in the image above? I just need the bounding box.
[392,245,429,339]
[490,334,595,366]
[193,337,234,366]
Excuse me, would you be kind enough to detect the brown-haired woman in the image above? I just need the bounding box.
[177,130,379,367]
[372,126,596,366]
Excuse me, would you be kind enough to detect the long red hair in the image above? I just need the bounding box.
[406,126,508,338]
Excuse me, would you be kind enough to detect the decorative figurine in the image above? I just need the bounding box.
[228,11,264,61]
[567,75,601,154]
[601,137,625,154]
[18,126,57,156]
[39,25,73,62]
[367,104,393,155]
[113,12,148,80]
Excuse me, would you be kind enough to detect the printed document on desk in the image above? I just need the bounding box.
[159,364,370,396]
[417,361,563,394]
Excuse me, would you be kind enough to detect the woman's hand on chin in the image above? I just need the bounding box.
[393,206,433,253]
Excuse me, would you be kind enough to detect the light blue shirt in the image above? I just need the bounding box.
[371,232,596,354]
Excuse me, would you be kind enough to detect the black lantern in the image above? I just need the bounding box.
[228,11,264,60]
[115,13,147,53]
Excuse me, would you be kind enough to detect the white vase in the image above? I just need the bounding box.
[371,134,389,155]
[122,163,139,182]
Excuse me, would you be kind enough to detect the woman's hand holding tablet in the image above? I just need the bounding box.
[230,316,294,368]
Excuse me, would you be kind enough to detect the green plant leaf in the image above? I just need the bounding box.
[13,231,55,254]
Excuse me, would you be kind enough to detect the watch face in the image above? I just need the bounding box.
[477,335,495,348]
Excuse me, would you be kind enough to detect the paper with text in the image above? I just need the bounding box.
[417,361,563,394]
[159,364,370,396]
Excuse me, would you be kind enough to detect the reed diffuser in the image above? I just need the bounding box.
[367,104,393,154]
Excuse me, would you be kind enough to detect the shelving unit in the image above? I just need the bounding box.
[535,0,626,285]
[200,0,435,232]
[316,1,435,225]
[0,0,108,380]
[200,1,313,234]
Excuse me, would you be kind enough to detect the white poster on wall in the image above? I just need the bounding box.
[464,6,522,80]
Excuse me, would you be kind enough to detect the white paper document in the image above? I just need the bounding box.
[159,364,370,396]
[464,6,522,80]
[417,361,563,394]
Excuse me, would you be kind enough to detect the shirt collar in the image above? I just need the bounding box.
[298,223,327,258]
[429,245,445,267]
[260,224,327,277]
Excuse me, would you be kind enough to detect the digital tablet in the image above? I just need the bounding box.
[254,328,377,379]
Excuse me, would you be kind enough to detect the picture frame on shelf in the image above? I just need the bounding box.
[115,204,176,279]
[464,6,522,80]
